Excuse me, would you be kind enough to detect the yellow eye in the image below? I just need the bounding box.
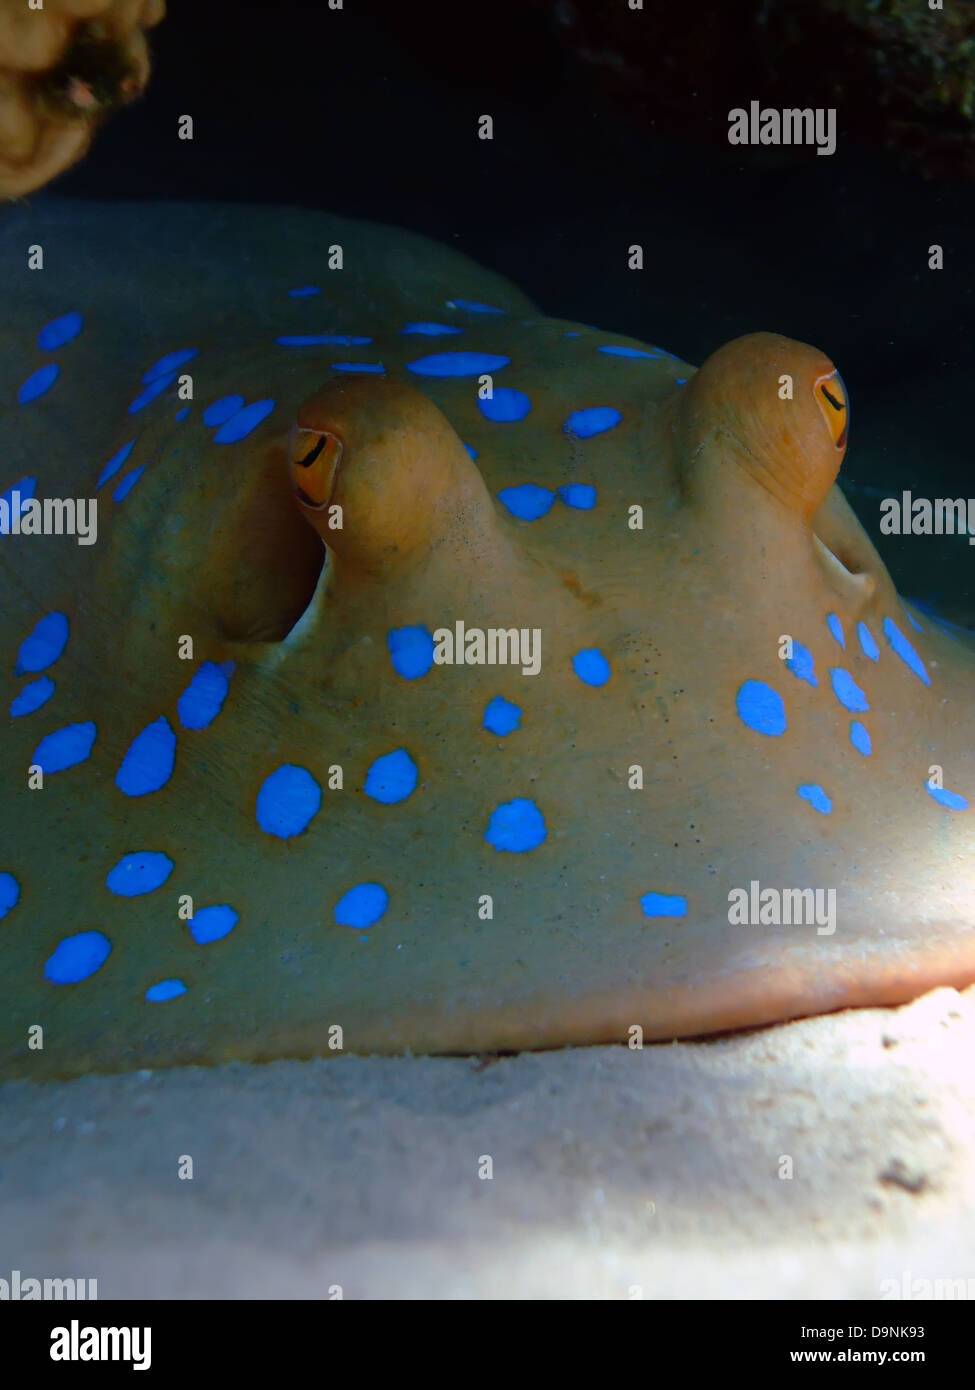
[289,427,342,509]
[814,368,848,450]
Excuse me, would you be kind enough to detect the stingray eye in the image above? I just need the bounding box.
[289,426,342,510]
[814,368,848,450]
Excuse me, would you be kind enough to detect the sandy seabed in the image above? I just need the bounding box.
[1,986,973,1300]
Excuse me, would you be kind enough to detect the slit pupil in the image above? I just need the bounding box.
[821,385,844,412]
[296,433,328,469]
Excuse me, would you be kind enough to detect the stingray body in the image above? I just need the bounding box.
[1,199,973,1081]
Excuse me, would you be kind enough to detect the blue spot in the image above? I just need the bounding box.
[736,680,787,736]
[202,395,245,427]
[0,476,37,531]
[335,882,389,929]
[146,979,186,1002]
[128,371,178,414]
[478,388,532,422]
[10,676,55,717]
[18,363,59,404]
[446,299,505,314]
[798,784,832,815]
[213,399,276,443]
[142,348,197,384]
[675,378,688,385]
[830,667,870,713]
[32,721,96,773]
[188,904,239,944]
[106,851,173,897]
[96,440,136,489]
[15,611,69,674]
[288,286,321,297]
[0,873,20,920]
[498,484,554,520]
[256,764,322,838]
[857,621,880,662]
[177,661,232,730]
[44,931,111,985]
[640,892,687,918]
[827,613,845,649]
[573,648,611,687]
[557,483,597,510]
[485,798,547,852]
[483,695,522,736]
[112,466,145,502]
[401,322,464,336]
[785,641,818,688]
[598,345,664,359]
[406,351,510,378]
[388,625,434,680]
[364,749,419,805]
[331,362,385,374]
[926,781,968,811]
[563,406,622,438]
[37,311,83,350]
[906,610,925,633]
[564,332,582,338]
[276,334,371,346]
[115,716,176,797]
[463,442,478,461]
[883,617,930,685]
[850,721,872,756]
[174,407,190,422]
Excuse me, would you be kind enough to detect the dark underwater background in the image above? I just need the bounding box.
[50,0,975,621]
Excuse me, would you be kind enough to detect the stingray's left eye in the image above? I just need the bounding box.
[814,368,848,450]
[289,426,342,510]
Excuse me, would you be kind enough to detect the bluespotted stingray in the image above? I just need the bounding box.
[1,199,973,1081]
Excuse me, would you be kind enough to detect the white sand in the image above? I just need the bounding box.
[1,986,973,1299]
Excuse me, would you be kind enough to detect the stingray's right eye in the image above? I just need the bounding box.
[814,368,848,451]
[289,427,342,510]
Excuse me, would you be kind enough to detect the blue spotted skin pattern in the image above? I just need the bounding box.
[1,200,974,1079]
